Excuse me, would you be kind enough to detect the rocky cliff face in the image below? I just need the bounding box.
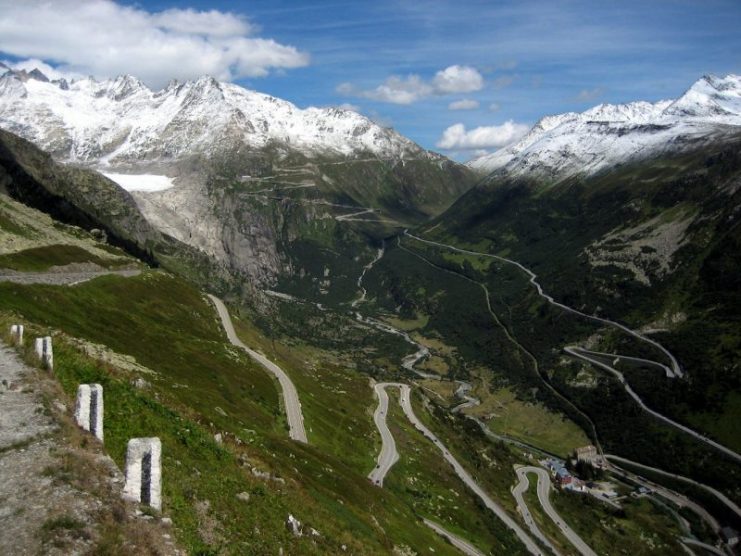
[0,69,476,296]
[0,129,237,294]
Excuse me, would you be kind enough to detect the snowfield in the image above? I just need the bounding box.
[102,173,175,192]
[467,74,741,179]
[0,72,426,163]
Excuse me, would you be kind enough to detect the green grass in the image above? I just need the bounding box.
[475,387,590,458]
[382,387,526,555]
[0,271,281,434]
[0,244,127,271]
[229,311,380,474]
[0,205,33,237]
[549,489,683,555]
[0,272,472,554]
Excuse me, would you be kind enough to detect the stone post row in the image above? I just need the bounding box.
[75,384,104,442]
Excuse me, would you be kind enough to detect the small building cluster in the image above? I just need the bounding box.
[575,444,599,464]
[540,457,619,504]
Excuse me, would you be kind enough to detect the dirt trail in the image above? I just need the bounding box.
[0,342,179,555]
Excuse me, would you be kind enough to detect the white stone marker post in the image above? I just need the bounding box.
[9,324,24,345]
[34,337,44,360]
[123,438,162,511]
[74,384,104,442]
[35,336,53,370]
[42,336,53,371]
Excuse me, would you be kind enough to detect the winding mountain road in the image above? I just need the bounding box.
[423,519,486,556]
[368,382,402,486]
[512,468,562,556]
[605,454,741,519]
[514,466,596,556]
[397,384,545,556]
[207,294,308,443]
[405,231,682,378]
[367,382,543,554]
[403,232,741,465]
[566,347,741,464]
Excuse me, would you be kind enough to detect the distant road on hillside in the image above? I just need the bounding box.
[207,294,308,444]
[368,382,402,486]
[514,466,596,556]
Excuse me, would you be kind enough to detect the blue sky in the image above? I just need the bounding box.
[1,0,740,159]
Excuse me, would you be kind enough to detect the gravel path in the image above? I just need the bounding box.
[0,342,88,555]
[0,269,141,286]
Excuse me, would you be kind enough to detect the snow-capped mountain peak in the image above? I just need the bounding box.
[0,68,423,164]
[468,74,741,180]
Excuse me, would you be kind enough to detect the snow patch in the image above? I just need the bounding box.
[102,173,175,192]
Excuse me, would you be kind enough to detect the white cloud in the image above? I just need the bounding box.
[337,74,432,105]
[2,58,82,81]
[432,65,484,94]
[0,0,309,89]
[489,102,501,112]
[448,99,480,111]
[436,121,529,150]
[338,64,483,105]
[151,8,254,37]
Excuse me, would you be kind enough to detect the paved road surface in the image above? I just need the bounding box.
[405,231,682,378]
[512,468,562,556]
[566,347,741,464]
[368,382,402,486]
[403,233,741,465]
[605,454,741,519]
[515,466,597,556]
[605,463,720,532]
[396,384,544,556]
[423,518,486,556]
[680,537,725,555]
[207,294,308,443]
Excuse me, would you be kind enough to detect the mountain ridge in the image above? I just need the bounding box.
[468,74,741,181]
[0,67,434,164]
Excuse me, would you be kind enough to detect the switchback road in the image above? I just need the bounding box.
[368,382,402,486]
[404,231,682,378]
[208,295,308,443]
[397,384,545,556]
[403,233,741,464]
[566,347,741,464]
[514,466,596,556]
